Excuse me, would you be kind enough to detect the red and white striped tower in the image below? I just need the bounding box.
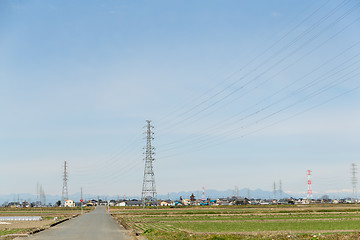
[306,170,313,200]
[202,186,206,201]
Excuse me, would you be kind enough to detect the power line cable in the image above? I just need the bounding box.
[157,73,359,160]
[155,0,334,128]
[157,12,360,149]
[157,0,359,134]
[159,56,360,153]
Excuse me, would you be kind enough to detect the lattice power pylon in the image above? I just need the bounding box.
[141,120,157,207]
[351,163,357,201]
[62,161,69,206]
[306,170,313,201]
[202,186,206,201]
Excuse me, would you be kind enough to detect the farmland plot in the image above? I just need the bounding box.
[111,205,360,239]
[0,207,92,238]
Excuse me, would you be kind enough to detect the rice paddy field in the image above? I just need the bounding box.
[111,204,360,239]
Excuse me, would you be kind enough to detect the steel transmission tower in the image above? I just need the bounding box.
[202,186,206,201]
[273,181,277,200]
[279,180,283,199]
[141,120,157,207]
[306,170,313,201]
[234,186,239,198]
[62,161,69,206]
[351,163,357,201]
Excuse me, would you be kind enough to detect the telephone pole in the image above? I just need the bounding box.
[80,187,83,214]
[61,161,69,206]
[141,120,157,207]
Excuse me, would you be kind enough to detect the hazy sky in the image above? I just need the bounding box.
[0,0,359,199]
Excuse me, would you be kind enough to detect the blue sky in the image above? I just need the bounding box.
[0,0,359,199]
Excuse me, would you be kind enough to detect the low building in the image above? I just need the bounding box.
[125,200,142,206]
[160,200,174,206]
[182,199,191,206]
[64,199,75,207]
[115,201,126,207]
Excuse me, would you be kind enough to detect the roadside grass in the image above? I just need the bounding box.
[0,228,31,236]
[0,206,93,213]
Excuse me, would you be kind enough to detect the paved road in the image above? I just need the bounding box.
[26,206,133,240]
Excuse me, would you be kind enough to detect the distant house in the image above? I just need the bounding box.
[209,200,216,205]
[295,198,310,204]
[115,201,126,207]
[216,199,230,206]
[64,199,75,207]
[174,201,182,206]
[125,200,142,206]
[160,200,174,206]
[182,199,191,206]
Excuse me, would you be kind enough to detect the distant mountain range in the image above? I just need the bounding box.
[159,188,290,201]
[0,188,353,205]
[161,188,354,200]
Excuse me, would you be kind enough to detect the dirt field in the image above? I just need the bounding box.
[0,220,54,230]
[0,207,92,238]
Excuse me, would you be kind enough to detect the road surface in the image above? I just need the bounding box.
[26,206,133,240]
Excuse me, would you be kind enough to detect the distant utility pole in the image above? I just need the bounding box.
[141,120,157,207]
[306,170,313,201]
[62,161,69,206]
[273,182,277,200]
[351,163,357,201]
[247,188,250,199]
[80,187,83,215]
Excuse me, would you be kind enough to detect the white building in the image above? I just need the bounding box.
[115,201,126,207]
[64,199,75,207]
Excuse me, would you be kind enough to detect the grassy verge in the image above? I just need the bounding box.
[0,228,31,237]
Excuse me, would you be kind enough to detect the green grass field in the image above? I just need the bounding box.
[111,204,360,239]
